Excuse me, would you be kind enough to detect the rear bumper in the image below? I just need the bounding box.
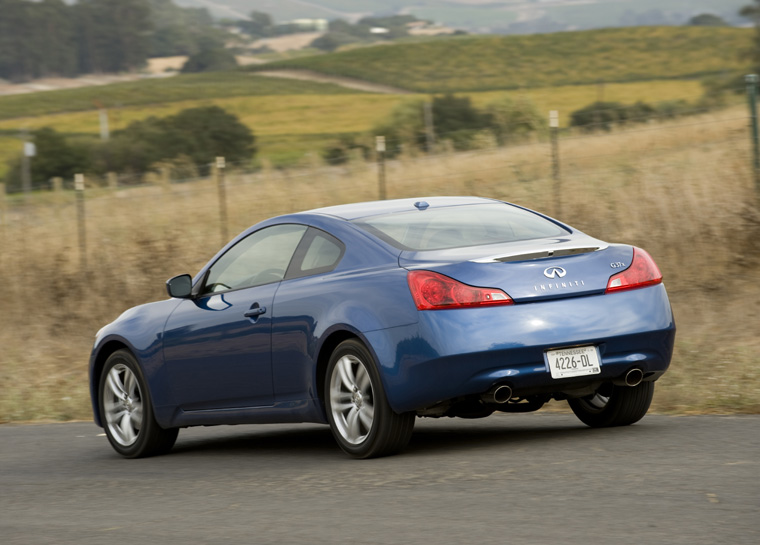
[366,284,675,413]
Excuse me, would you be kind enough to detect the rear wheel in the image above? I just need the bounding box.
[99,349,178,458]
[325,339,415,458]
[568,381,654,428]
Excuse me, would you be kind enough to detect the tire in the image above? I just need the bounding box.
[325,339,415,459]
[99,349,179,458]
[568,381,654,428]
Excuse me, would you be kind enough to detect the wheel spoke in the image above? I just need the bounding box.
[119,412,135,443]
[332,399,354,414]
[106,404,127,424]
[106,369,126,398]
[124,371,137,398]
[130,403,143,429]
[358,407,373,431]
[346,408,361,439]
[589,393,609,409]
[337,356,356,390]
[356,364,371,393]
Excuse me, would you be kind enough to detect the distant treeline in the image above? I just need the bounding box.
[0,0,222,82]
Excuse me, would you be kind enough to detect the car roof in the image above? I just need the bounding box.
[306,196,501,221]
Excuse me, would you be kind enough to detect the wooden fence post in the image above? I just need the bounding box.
[75,174,87,272]
[376,136,387,200]
[0,183,6,227]
[216,157,228,244]
[550,110,561,217]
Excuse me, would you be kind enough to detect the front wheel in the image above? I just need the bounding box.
[568,381,655,428]
[325,339,415,458]
[99,349,178,458]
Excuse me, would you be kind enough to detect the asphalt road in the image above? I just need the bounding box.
[1,414,758,545]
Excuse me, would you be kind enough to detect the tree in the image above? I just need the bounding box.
[181,48,238,73]
[371,99,427,157]
[570,101,626,132]
[0,0,36,81]
[3,128,91,192]
[485,95,546,145]
[0,0,155,80]
[570,101,657,132]
[431,94,490,150]
[741,0,760,73]
[73,0,152,73]
[310,32,361,52]
[688,13,727,26]
[103,106,255,175]
[371,94,499,156]
[32,0,78,78]
[238,11,274,37]
[148,0,223,57]
[167,106,255,168]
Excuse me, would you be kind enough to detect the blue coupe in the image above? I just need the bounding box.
[89,197,675,458]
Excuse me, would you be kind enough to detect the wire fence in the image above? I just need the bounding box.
[0,99,757,281]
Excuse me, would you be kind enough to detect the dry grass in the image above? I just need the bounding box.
[1,106,758,422]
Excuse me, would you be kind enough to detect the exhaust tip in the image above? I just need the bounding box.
[624,368,644,387]
[482,385,513,404]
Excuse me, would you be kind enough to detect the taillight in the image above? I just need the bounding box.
[605,248,662,294]
[407,270,513,310]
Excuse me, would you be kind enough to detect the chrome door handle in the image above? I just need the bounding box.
[244,306,266,318]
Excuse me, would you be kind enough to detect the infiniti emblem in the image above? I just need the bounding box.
[544,266,567,279]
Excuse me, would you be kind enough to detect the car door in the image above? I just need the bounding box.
[163,224,308,411]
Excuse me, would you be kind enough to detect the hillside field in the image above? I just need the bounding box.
[1,26,751,176]
[0,72,360,121]
[0,79,708,177]
[253,26,752,92]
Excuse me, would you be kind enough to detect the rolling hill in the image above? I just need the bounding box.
[251,26,753,93]
[0,25,751,172]
[0,72,361,121]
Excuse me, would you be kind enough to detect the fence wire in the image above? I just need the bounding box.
[0,109,755,276]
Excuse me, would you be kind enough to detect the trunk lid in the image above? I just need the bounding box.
[399,235,633,303]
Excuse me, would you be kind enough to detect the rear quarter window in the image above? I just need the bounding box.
[286,228,345,279]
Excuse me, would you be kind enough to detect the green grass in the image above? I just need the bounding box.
[0,72,361,121]
[251,26,753,92]
[0,79,708,175]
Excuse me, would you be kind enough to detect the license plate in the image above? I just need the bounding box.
[546,345,601,379]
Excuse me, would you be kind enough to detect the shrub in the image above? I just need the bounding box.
[310,32,361,52]
[103,106,255,175]
[321,135,369,165]
[181,48,238,73]
[371,98,428,157]
[570,100,658,131]
[485,95,546,145]
[3,128,91,192]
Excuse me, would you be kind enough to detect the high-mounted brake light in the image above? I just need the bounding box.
[407,270,514,310]
[605,248,662,294]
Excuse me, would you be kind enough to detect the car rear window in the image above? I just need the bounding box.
[354,203,567,251]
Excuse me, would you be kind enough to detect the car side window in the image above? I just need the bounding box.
[202,224,307,294]
[287,228,345,280]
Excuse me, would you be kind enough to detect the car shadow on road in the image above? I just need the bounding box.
[171,425,339,458]
[165,414,651,459]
